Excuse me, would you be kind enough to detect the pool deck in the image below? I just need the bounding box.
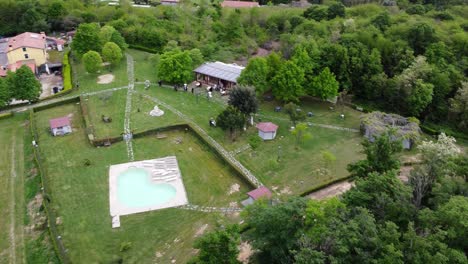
[109,156,189,228]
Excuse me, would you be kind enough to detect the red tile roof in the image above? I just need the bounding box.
[7,32,46,51]
[247,186,272,200]
[49,117,70,129]
[256,122,278,132]
[221,1,260,8]
[0,60,36,77]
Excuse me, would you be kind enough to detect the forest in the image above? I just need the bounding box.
[0,0,467,263]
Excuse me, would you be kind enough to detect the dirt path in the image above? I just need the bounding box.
[307,180,354,200]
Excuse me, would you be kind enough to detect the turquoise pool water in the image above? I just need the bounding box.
[117,167,177,208]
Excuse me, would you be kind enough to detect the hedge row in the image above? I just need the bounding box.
[62,51,73,91]
[33,96,79,112]
[299,176,354,197]
[0,112,13,120]
[29,110,70,264]
[128,44,158,54]
[421,123,468,140]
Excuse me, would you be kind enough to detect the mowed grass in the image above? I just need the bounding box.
[34,104,249,263]
[70,56,128,93]
[127,49,159,83]
[0,116,26,263]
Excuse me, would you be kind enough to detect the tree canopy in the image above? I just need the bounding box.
[83,51,102,74]
[9,65,41,102]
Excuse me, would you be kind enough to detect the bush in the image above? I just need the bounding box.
[406,4,426,15]
[119,242,132,252]
[248,135,263,150]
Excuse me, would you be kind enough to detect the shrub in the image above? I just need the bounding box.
[406,4,426,15]
[248,135,263,150]
[119,242,132,252]
[62,51,73,91]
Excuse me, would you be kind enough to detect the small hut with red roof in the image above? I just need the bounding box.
[256,122,278,140]
[49,116,72,136]
[241,186,272,206]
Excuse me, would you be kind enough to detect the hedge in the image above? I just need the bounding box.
[128,44,159,54]
[0,112,13,120]
[62,51,73,91]
[33,96,80,112]
[299,176,354,197]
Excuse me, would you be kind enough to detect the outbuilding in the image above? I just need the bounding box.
[241,186,272,206]
[193,61,245,89]
[256,122,278,140]
[49,116,72,136]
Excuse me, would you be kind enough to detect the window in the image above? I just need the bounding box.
[24,54,29,59]
[22,47,27,52]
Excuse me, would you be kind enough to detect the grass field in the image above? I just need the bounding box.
[127,49,159,83]
[34,103,250,263]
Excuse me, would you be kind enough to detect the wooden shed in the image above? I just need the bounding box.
[193,61,245,89]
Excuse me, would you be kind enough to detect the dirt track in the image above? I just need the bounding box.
[307,180,355,200]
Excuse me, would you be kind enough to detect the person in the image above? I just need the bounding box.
[173,85,178,91]
[209,118,216,127]
[191,87,194,93]
[158,80,162,87]
[184,83,188,92]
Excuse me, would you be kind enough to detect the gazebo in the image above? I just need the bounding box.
[360,111,421,149]
[256,122,278,140]
[241,186,272,206]
[49,116,72,136]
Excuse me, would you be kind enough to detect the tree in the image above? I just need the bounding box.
[216,106,246,140]
[292,46,317,93]
[371,12,391,31]
[191,225,241,264]
[82,51,102,73]
[284,102,306,126]
[102,42,123,67]
[347,132,402,178]
[343,171,414,226]
[327,3,345,19]
[310,67,339,100]
[99,25,116,46]
[227,86,258,125]
[157,49,193,84]
[408,23,437,55]
[72,23,102,57]
[237,57,269,95]
[0,77,11,107]
[266,52,283,85]
[244,197,308,264]
[10,65,41,102]
[303,6,328,21]
[291,123,312,148]
[450,82,468,131]
[189,48,204,68]
[271,61,305,102]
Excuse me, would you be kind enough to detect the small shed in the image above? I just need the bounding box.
[256,122,278,140]
[49,116,72,136]
[241,186,272,206]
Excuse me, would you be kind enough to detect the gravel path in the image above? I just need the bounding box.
[123,54,135,161]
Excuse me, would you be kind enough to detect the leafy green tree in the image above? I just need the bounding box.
[216,106,246,140]
[82,51,102,73]
[244,197,308,264]
[99,25,116,46]
[327,2,345,19]
[343,171,414,226]
[72,23,102,57]
[318,43,349,89]
[271,61,305,102]
[292,46,316,93]
[238,57,269,95]
[347,132,402,178]
[0,77,11,107]
[157,49,193,84]
[189,48,204,68]
[19,8,49,33]
[303,6,328,21]
[228,86,258,124]
[450,82,468,131]
[408,22,437,55]
[191,225,241,264]
[266,52,283,85]
[371,12,391,31]
[284,102,306,126]
[310,67,339,100]
[291,123,312,148]
[10,66,41,102]
[102,42,123,67]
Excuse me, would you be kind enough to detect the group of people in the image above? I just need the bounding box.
[157,80,227,98]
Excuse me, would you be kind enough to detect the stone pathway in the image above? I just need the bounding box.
[229,144,251,156]
[137,92,263,188]
[257,114,359,133]
[178,204,242,213]
[124,54,135,161]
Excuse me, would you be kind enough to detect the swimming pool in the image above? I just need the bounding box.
[117,167,177,208]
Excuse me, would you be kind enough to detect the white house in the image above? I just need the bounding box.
[49,116,72,136]
[256,122,278,140]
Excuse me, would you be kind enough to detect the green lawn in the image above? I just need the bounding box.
[34,103,250,263]
[70,55,128,93]
[127,49,159,83]
[0,116,26,263]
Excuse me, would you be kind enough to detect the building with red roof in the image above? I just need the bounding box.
[242,186,272,206]
[256,122,279,140]
[221,1,260,8]
[49,116,72,136]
